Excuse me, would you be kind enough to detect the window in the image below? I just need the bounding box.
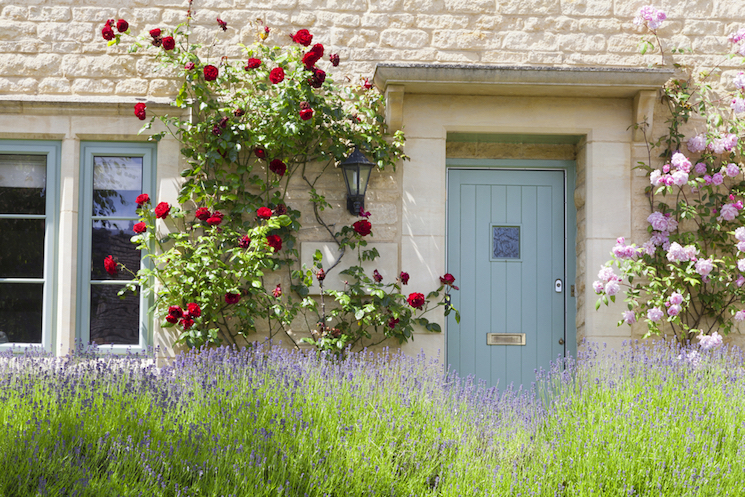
[77,142,156,351]
[0,141,59,350]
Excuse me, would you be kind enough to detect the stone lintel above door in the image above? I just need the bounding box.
[373,63,673,133]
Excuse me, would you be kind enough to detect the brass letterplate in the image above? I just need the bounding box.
[486,333,526,346]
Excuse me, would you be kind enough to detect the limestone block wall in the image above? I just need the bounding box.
[0,0,744,99]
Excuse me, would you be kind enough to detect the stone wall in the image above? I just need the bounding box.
[1,0,744,99]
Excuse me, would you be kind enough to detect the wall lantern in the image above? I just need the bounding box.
[341,147,374,215]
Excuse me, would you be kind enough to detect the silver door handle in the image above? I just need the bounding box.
[554,279,563,293]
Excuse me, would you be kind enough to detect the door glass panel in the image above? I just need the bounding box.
[0,218,45,278]
[90,285,139,345]
[0,154,46,215]
[92,156,143,217]
[492,226,520,259]
[0,283,43,343]
[91,220,140,280]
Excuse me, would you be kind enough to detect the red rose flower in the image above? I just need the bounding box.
[180,317,195,330]
[373,269,383,283]
[269,159,287,176]
[439,273,459,290]
[134,102,146,120]
[133,222,146,234]
[224,292,241,304]
[290,29,313,46]
[203,64,218,81]
[407,292,425,310]
[105,19,115,27]
[363,78,373,90]
[238,235,251,248]
[184,62,195,71]
[216,18,227,31]
[165,314,178,324]
[206,211,224,225]
[104,255,118,276]
[266,234,282,252]
[388,316,400,329]
[269,67,285,84]
[195,207,210,221]
[102,25,115,41]
[211,125,223,136]
[168,305,184,319]
[316,268,326,281]
[162,36,175,50]
[245,58,261,70]
[116,19,129,33]
[257,207,272,219]
[359,206,370,218]
[400,271,410,285]
[234,108,245,117]
[352,219,372,236]
[329,54,340,66]
[299,108,314,120]
[154,202,170,219]
[149,28,161,38]
[136,193,150,206]
[308,67,326,88]
[187,302,201,318]
[254,147,266,159]
[275,203,287,216]
[272,284,282,298]
[302,44,324,68]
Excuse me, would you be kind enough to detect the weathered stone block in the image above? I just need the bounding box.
[500,0,560,15]
[115,78,149,95]
[61,54,136,78]
[417,14,470,29]
[118,8,161,24]
[72,7,117,22]
[501,31,558,51]
[291,11,316,26]
[1,6,28,21]
[149,78,181,96]
[71,78,115,94]
[39,77,71,94]
[444,0,495,14]
[0,54,62,77]
[37,22,95,43]
[436,50,481,62]
[681,19,724,36]
[381,29,429,49]
[432,29,490,50]
[560,0,612,16]
[0,20,35,40]
[369,0,403,12]
[558,33,607,52]
[326,0,367,12]
[28,6,71,22]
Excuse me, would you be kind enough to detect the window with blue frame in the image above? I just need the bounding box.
[78,142,156,350]
[0,142,59,349]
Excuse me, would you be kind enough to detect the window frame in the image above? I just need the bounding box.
[0,140,60,352]
[77,141,156,353]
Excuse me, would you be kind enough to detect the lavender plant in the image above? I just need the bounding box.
[2,339,745,495]
[595,7,745,343]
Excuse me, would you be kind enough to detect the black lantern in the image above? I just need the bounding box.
[341,147,374,215]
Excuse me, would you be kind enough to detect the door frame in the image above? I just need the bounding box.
[445,158,578,370]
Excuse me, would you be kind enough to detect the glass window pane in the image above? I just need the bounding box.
[0,154,46,215]
[91,220,141,280]
[90,285,140,345]
[93,156,143,217]
[0,218,44,278]
[493,226,520,259]
[0,283,43,344]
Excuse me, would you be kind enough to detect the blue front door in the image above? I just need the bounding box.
[447,168,566,388]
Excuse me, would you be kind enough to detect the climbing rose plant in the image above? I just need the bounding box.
[102,9,458,349]
[595,7,745,344]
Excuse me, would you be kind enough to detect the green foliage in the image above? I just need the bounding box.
[596,28,745,343]
[110,15,456,350]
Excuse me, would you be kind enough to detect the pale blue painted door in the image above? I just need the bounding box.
[447,169,566,388]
